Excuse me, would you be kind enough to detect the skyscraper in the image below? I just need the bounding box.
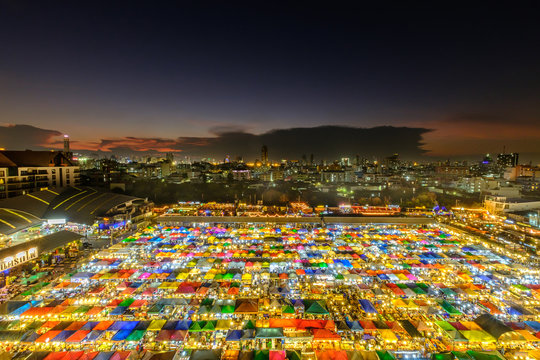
[261,145,268,165]
[63,134,72,160]
[497,152,519,167]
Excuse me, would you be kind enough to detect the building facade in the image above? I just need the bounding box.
[0,151,79,199]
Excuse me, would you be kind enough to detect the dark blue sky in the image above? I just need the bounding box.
[1,1,540,160]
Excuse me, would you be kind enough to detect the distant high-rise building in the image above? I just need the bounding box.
[385,153,399,167]
[63,135,72,160]
[497,152,519,167]
[482,154,494,165]
[261,145,268,164]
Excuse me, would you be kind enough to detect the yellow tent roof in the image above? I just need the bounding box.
[461,330,496,343]
[148,319,167,331]
[392,299,408,308]
[378,329,398,342]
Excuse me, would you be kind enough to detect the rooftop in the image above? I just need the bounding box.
[0,187,143,235]
[0,150,75,167]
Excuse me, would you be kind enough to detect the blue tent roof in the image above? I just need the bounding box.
[162,320,179,330]
[109,321,139,331]
[346,320,364,331]
[52,330,75,342]
[176,320,192,330]
[21,331,39,343]
[134,321,152,330]
[359,299,377,314]
[84,330,104,342]
[508,307,522,316]
[11,303,32,316]
[525,321,540,332]
[94,352,115,360]
[110,306,128,316]
[226,330,243,341]
[111,329,132,341]
[81,321,99,330]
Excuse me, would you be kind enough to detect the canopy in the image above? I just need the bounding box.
[255,327,284,339]
[474,314,512,340]
[190,350,222,360]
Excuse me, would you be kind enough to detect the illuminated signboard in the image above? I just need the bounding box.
[0,247,38,271]
[47,219,66,225]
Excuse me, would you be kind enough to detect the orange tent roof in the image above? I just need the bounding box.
[94,320,114,331]
[36,330,62,343]
[312,328,341,340]
[269,318,299,328]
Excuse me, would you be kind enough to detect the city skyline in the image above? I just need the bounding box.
[1,3,540,161]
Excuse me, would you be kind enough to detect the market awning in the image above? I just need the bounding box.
[190,350,222,360]
[255,327,284,339]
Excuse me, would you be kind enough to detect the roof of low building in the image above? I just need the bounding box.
[44,187,143,225]
[0,150,75,167]
[0,187,144,235]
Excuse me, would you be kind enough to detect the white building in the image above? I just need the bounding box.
[484,196,540,214]
[0,151,79,199]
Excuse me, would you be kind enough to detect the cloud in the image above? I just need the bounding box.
[83,125,431,160]
[0,124,62,150]
[421,112,540,158]
[209,125,250,136]
[1,124,432,160]
[95,137,184,152]
[178,126,432,160]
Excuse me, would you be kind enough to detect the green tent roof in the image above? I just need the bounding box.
[189,321,203,332]
[376,351,396,360]
[200,298,214,306]
[221,305,235,314]
[126,329,146,341]
[451,352,472,360]
[198,305,211,314]
[466,351,504,360]
[282,305,295,314]
[255,350,270,360]
[255,327,284,339]
[202,320,216,331]
[440,300,462,316]
[119,298,135,307]
[431,353,454,360]
[305,300,329,315]
[243,320,256,330]
[435,321,456,332]
[72,305,91,314]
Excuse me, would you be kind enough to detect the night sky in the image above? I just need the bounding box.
[1,2,540,161]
